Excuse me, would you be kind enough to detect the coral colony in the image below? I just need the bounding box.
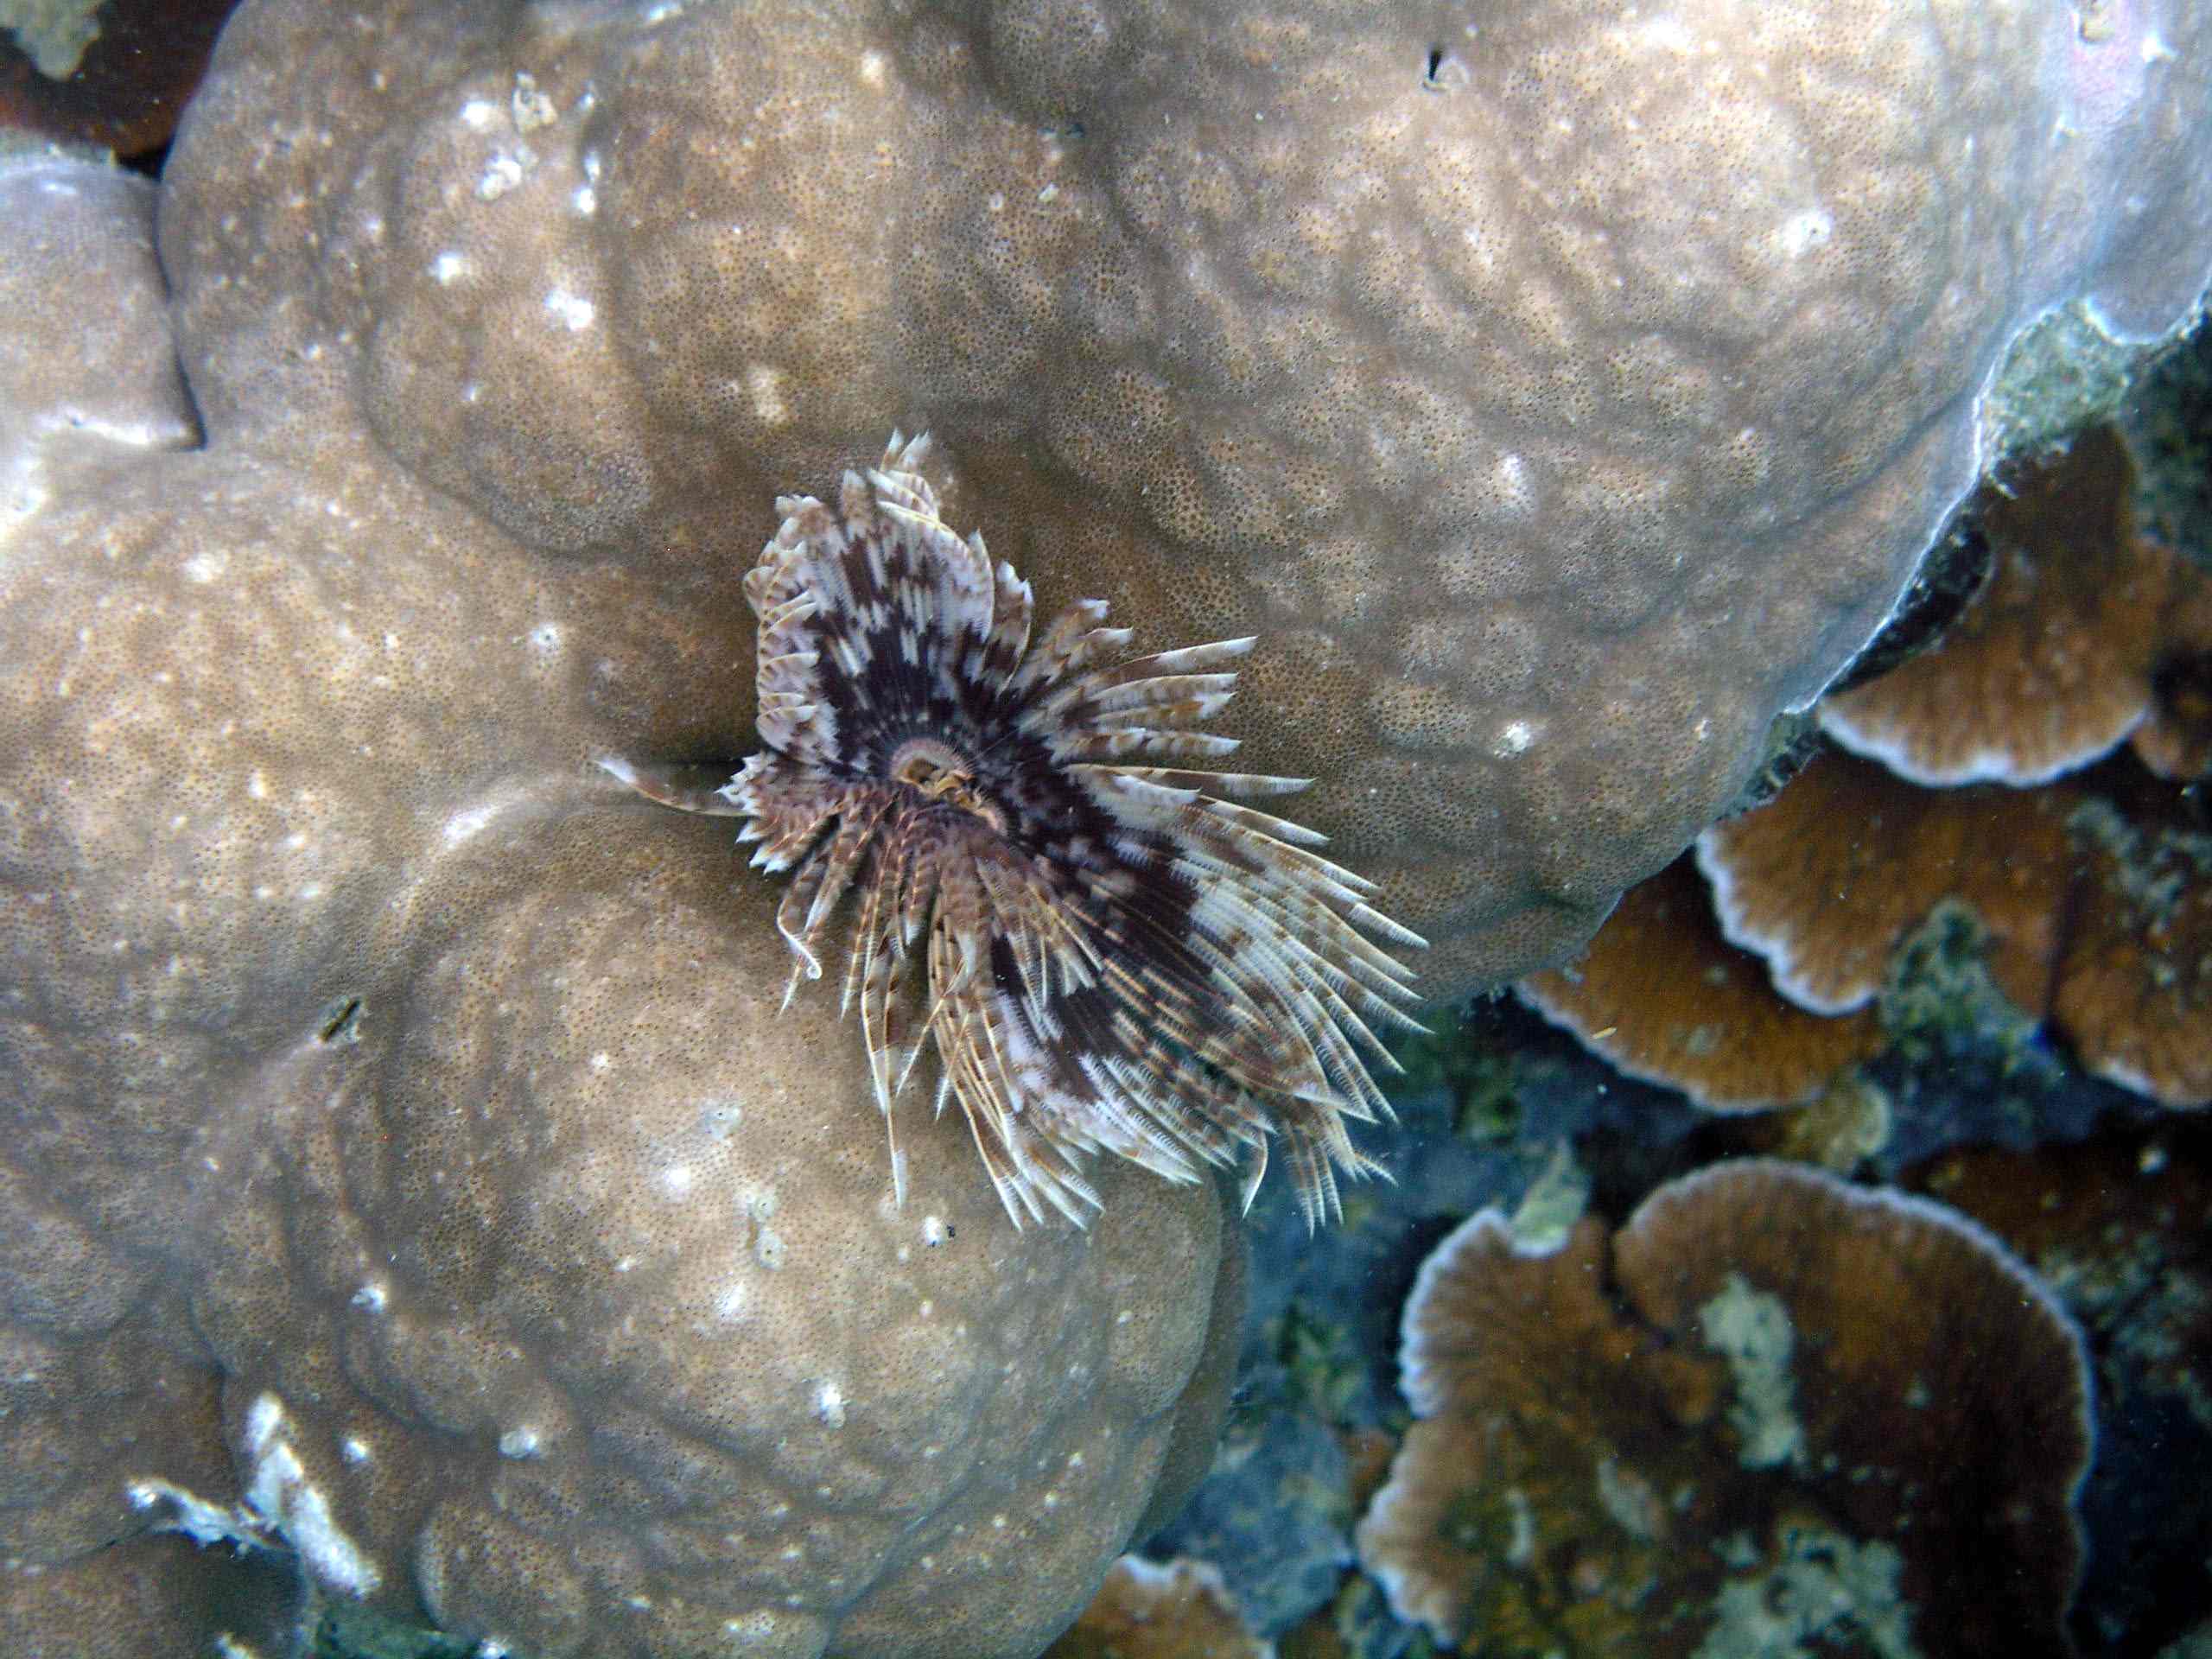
[614,435,1427,1227]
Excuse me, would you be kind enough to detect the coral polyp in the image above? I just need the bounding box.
[615,433,1426,1227]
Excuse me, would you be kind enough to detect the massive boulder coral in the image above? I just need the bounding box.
[4,0,2212,1650]
[0,146,1243,1658]
[158,0,2212,992]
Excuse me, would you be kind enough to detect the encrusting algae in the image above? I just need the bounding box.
[612,434,1427,1228]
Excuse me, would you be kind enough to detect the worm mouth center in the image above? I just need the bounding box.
[891,737,1007,834]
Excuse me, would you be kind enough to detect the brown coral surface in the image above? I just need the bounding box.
[1516,854,1883,1110]
[0,149,1244,1659]
[8,0,2212,1650]
[1047,1555,1274,1659]
[1817,427,2190,786]
[1355,1160,2094,1657]
[153,0,2212,995]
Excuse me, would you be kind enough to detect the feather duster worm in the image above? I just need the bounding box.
[611,434,1425,1227]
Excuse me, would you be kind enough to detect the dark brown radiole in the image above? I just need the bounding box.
[607,434,1425,1227]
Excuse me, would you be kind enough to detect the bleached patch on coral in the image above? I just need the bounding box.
[1773,207,1835,259]
[543,286,596,331]
[239,1393,383,1596]
[744,363,789,423]
[127,1392,383,1599]
[1700,1274,1807,1471]
[442,802,501,845]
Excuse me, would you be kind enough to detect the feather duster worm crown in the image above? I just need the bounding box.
[612,434,1425,1228]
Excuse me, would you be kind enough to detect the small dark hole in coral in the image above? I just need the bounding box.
[316,996,365,1046]
[1421,46,1469,92]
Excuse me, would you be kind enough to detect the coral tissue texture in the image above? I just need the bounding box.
[1356,1160,2094,1657]
[3,0,2211,1650]
[155,0,2212,995]
[0,144,1245,1659]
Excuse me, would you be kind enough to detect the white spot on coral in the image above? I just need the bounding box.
[246,770,268,800]
[442,803,499,846]
[1037,182,1059,203]
[858,48,888,86]
[1494,719,1538,756]
[745,364,789,424]
[350,1281,388,1313]
[182,549,229,583]
[714,1283,749,1322]
[1633,14,1694,52]
[1491,451,1535,516]
[755,1228,787,1270]
[477,151,531,200]
[340,1435,372,1465]
[813,1382,847,1427]
[526,621,563,658]
[430,251,469,284]
[543,287,596,330]
[921,1214,950,1246]
[497,1427,543,1459]
[571,182,598,216]
[460,99,500,131]
[699,1099,744,1139]
[658,1163,696,1198]
[1774,207,1834,258]
[511,73,556,133]
[589,1051,612,1072]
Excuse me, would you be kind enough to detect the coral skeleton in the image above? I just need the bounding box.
[617,434,1425,1227]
